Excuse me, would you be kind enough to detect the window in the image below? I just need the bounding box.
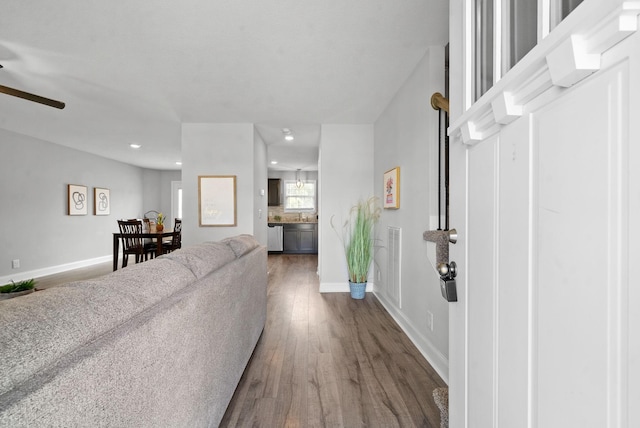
[551,0,584,31]
[473,0,584,103]
[284,181,316,211]
[505,0,537,73]
[475,0,494,100]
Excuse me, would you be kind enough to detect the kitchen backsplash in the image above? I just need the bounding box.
[267,205,317,222]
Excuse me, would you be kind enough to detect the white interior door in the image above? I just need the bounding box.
[448,1,639,426]
[171,180,182,225]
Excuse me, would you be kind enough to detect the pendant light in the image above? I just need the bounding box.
[295,169,304,189]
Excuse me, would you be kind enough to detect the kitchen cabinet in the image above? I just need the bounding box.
[283,223,317,254]
[268,179,280,206]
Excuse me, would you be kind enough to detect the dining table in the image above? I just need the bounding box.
[112,229,177,271]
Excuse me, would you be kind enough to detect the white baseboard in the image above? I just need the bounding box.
[319,281,373,293]
[374,291,449,385]
[0,255,112,284]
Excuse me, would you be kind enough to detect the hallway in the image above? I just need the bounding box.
[221,254,446,427]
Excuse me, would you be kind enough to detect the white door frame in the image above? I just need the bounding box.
[171,180,182,225]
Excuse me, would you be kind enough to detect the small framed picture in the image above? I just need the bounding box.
[68,184,88,215]
[383,167,400,209]
[94,187,110,215]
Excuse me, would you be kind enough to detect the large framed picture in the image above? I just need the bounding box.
[383,167,400,209]
[94,187,110,215]
[68,184,88,215]
[198,175,237,226]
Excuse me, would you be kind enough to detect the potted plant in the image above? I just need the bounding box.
[156,212,165,231]
[332,197,381,299]
[0,278,37,301]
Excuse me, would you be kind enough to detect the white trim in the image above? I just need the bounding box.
[0,255,112,284]
[546,35,600,87]
[495,0,504,84]
[319,281,373,293]
[539,0,550,39]
[171,180,182,224]
[452,0,640,145]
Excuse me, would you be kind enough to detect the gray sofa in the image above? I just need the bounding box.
[0,235,267,427]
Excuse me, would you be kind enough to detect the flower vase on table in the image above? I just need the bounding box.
[156,212,165,231]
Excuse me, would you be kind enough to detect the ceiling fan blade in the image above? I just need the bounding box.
[0,84,65,109]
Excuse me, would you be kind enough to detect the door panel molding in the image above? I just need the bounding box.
[530,64,628,425]
[466,137,500,427]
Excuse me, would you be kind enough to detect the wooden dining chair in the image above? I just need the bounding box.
[162,218,182,254]
[142,218,157,259]
[118,219,154,268]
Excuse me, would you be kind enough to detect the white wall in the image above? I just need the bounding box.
[0,129,172,282]
[373,47,449,381]
[253,128,268,246]
[318,124,374,291]
[181,123,258,246]
[142,169,182,226]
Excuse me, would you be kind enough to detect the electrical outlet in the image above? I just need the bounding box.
[427,311,434,331]
[12,259,20,269]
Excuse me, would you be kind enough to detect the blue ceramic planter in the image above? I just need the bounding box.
[349,281,366,299]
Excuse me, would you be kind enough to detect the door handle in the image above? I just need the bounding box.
[438,261,458,302]
[423,229,458,302]
[437,260,457,278]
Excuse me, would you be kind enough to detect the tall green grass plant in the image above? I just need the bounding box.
[331,197,381,283]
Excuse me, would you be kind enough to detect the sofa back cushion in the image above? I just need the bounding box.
[222,234,260,258]
[161,241,236,279]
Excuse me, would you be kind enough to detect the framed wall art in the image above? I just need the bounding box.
[383,167,400,209]
[198,175,237,226]
[68,184,88,215]
[94,187,110,215]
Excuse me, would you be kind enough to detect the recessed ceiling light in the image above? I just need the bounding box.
[175,161,182,165]
[271,160,278,165]
[282,128,294,141]
[129,143,142,149]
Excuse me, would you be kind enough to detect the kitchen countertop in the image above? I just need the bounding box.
[268,220,318,225]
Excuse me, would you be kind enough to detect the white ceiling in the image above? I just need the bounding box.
[0,0,448,170]
[255,123,321,172]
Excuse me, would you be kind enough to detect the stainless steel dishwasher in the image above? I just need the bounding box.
[267,224,283,252]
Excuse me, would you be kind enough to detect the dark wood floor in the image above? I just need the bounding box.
[31,254,446,427]
[222,254,446,427]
